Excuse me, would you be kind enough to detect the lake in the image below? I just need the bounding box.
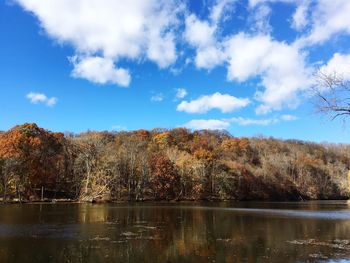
[0,201,349,262]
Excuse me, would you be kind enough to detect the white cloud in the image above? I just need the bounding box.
[248,0,350,44]
[26,92,46,103]
[151,93,164,102]
[248,0,297,8]
[299,0,350,46]
[182,119,230,130]
[228,116,278,126]
[291,1,309,30]
[184,14,225,69]
[248,4,272,33]
[229,115,294,125]
[177,92,250,114]
[16,0,350,115]
[183,114,297,130]
[46,97,58,107]
[70,56,131,87]
[184,14,215,48]
[320,53,350,81]
[224,33,311,114]
[184,1,232,70]
[26,92,57,107]
[111,125,127,131]
[194,46,226,69]
[228,114,297,125]
[175,88,187,99]
[210,0,236,24]
[280,114,298,121]
[16,0,181,86]
[183,1,313,114]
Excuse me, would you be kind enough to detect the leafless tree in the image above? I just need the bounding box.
[312,70,350,120]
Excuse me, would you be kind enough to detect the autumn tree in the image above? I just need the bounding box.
[0,123,348,202]
[0,123,66,201]
[71,132,111,201]
[149,153,180,200]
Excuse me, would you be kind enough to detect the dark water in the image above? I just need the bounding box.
[0,202,350,263]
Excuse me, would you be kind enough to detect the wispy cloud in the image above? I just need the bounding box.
[182,119,230,130]
[151,93,164,102]
[175,88,188,99]
[111,125,127,131]
[227,115,298,126]
[182,114,298,130]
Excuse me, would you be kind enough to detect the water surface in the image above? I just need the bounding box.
[0,201,350,262]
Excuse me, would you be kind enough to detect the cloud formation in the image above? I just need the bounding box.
[299,0,350,46]
[26,92,57,106]
[177,92,250,114]
[320,53,350,81]
[16,0,182,87]
[70,56,130,86]
[225,33,311,114]
[15,0,350,115]
[183,0,235,70]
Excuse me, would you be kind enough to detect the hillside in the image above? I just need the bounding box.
[0,123,349,202]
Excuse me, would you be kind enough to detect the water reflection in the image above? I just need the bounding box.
[0,202,349,262]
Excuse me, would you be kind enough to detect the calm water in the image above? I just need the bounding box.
[0,201,350,263]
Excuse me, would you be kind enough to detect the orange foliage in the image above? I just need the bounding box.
[221,138,250,155]
[0,123,65,193]
[153,132,173,148]
[149,153,180,199]
[133,129,150,139]
[193,149,214,162]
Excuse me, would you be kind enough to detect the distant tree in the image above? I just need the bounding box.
[0,123,349,202]
[71,132,109,201]
[149,153,180,200]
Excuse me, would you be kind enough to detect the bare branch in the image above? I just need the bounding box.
[312,69,350,121]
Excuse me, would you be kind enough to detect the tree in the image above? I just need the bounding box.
[71,132,110,201]
[0,123,349,202]
[0,123,66,201]
[313,70,350,120]
[149,153,180,200]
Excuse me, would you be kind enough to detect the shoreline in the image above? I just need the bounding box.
[0,197,349,205]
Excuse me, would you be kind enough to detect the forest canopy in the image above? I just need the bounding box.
[0,123,349,202]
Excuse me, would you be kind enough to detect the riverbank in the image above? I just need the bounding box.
[1,124,350,206]
[1,196,349,205]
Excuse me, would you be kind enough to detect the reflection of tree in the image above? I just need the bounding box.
[1,204,350,262]
[78,204,111,223]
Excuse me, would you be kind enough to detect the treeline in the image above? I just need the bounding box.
[0,123,349,202]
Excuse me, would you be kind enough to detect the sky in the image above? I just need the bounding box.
[1,0,350,143]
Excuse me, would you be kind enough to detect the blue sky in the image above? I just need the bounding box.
[1,0,350,143]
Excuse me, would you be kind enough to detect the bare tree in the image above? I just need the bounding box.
[313,70,350,120]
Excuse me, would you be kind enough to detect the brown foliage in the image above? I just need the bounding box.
[0,123,349,202]
[149,153,180,199]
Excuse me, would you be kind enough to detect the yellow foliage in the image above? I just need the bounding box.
[153,132,173,148]
[194,149,213,162]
